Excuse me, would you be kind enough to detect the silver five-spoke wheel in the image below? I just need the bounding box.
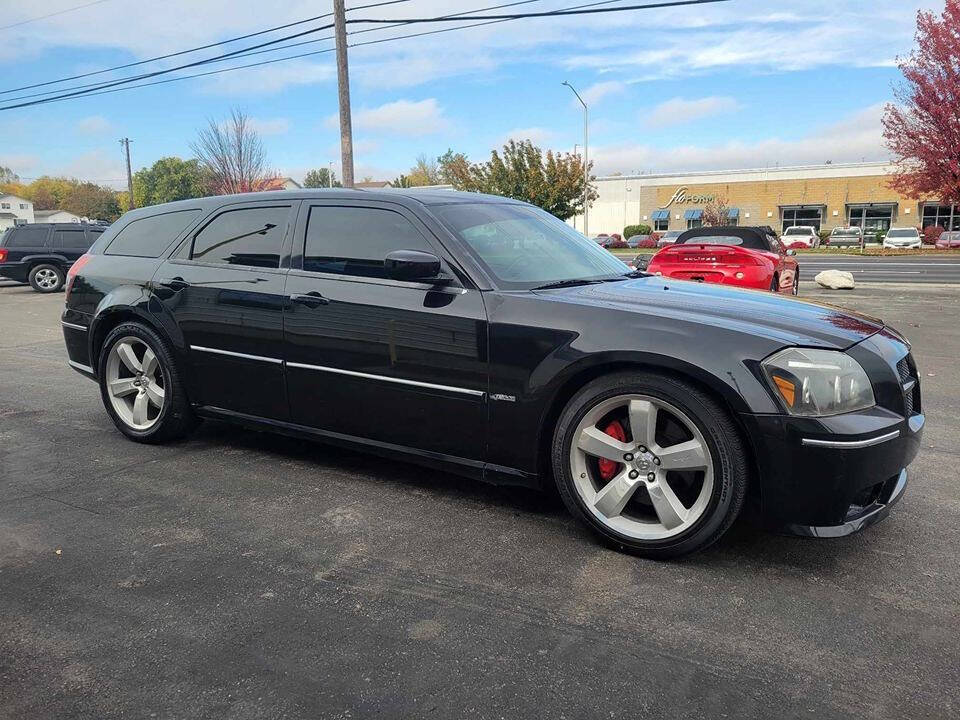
[34,268,60,290]
[105,336,165,430]
[570,394,713,541]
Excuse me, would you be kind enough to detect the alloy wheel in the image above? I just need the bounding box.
[34,268,60,290]
[569,394,714,540]
[105,336,165,430]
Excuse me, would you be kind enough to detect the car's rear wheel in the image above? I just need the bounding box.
[769,274,779,293]
[29,264,64,293]
[98,322,197,443]
[552,372,748,558]
[792,271,800,296]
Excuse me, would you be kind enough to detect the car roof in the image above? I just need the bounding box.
[117,188,524,224]
[676,225,775,249]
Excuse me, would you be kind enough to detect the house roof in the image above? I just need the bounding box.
[354,181,392,189]
[0,194,30,203]
[0,212,18,218]
[34,209,75,217]
[259,176,302,191]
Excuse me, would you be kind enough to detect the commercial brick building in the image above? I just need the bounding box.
[573,161,958,237]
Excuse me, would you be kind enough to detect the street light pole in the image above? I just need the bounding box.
[563,81,589,237]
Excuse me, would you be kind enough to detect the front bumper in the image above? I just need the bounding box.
[739,408,924,535]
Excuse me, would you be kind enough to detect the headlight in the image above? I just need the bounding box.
[762,348,875,416]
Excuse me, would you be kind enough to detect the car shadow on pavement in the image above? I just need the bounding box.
[189,417,861,569]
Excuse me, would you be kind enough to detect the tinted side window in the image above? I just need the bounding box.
[191,206,290,269]
[55,229,91,250]
[303,206,435,278]
[106,209,201,258]
[4,225,50,248]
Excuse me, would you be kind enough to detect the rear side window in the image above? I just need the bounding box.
[55,228,91,250]
[303,205,435,278]
[3,225,50,248]
[105,209,201,258]
[191,206,290,269]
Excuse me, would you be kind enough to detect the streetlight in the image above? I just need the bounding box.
[563,81,589,237]
[328,161,335,188]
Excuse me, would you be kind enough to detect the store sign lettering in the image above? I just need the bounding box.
[661,186,715,208]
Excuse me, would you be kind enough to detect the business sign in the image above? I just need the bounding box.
[661,186,715,208]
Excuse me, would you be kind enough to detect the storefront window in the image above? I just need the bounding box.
[686,218,702,229]
[848,205,895,232]
[921,204,959,230]
[781,206,822,232]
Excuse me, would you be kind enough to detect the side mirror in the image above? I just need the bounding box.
[786,249,797,256]
[384,249,443,282]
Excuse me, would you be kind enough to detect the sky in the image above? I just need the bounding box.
[0,0,941,189]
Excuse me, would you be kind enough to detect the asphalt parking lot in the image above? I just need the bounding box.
[1,278,958,719]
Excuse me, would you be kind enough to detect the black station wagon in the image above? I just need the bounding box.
[61,190,923,557]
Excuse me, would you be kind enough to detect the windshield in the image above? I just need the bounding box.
[783,227,812,235]
[887,229,919,238]
[432,203,629,289]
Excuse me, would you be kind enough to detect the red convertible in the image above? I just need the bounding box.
[646,226,800,295]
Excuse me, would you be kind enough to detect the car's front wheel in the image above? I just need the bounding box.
[98,322,198,443]
[552,372,748,558]
[792,271,800,295]
[29,263,64,293]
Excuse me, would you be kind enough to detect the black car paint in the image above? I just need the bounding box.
[0,223,103,283]
[62,189,924,534]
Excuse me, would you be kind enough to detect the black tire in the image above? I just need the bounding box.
[98,322,198,444]
[792,270,800,296]
[28,263,64,293]
[769,274,779,293]
[551,372,748,559]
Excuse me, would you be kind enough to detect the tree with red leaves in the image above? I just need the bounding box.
[883,0,960,230]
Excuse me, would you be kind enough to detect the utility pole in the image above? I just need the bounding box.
[120,137,135,209]
[563,81,588,237]
[333,0,354,188]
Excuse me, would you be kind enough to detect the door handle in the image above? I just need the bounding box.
[290,291,329,308]
[157,277,190,291]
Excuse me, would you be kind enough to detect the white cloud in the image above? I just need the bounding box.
[328,99,450,137]
[578,81,625,107]
[644,96,740,129]
[248,117,290,135]
[76,115,112,135]
[499,127,558,147]
[591,104,890,175]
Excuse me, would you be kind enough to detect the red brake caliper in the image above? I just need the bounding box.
[597,420,626,482]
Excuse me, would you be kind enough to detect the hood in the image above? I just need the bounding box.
[535,276,884,349]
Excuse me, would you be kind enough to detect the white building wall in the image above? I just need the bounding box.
[0,194,35,229]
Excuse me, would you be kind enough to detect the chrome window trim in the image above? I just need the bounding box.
[61,321,88,332]
[801,429,900,449]
[189,345,283,365]
[286,361,485,397]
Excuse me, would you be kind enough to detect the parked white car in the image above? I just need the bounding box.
[882,227,922,249]
[782,225,819,248]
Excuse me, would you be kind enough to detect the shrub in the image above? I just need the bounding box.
[623,223,652,239]
[787,241,809,250]
[874,230,885,244]
[818,230,831,244]
[922,225,943,245]
[650,232,662,243]
[635,236,657,248]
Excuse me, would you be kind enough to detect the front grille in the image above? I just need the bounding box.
[896,354,921,416]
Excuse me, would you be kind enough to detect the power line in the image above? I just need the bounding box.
[0,0,730,111]
[0,0,112,32]
[0,0,415,96]
[1,0,548,105]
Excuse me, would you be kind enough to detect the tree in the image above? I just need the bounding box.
[405,154,440,186]
[191,108,271,194]
[0,166,18,184]
[62,181,121,221]
[22,176,74,210]
[883,1,960,221]
[391,174,413,188]
[462,139,595,220]
[702,196,731,227]
[437,149,473,188]
[133,156,209,207]
[303,168,341,188]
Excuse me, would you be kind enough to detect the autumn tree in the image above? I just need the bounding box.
[61,182,121,221]
[133,156,209,207]
[436,141,594,220]
[191,108,272,194]
[303,168,340,188]
[883,0,960,227]
[702,196,731,226]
